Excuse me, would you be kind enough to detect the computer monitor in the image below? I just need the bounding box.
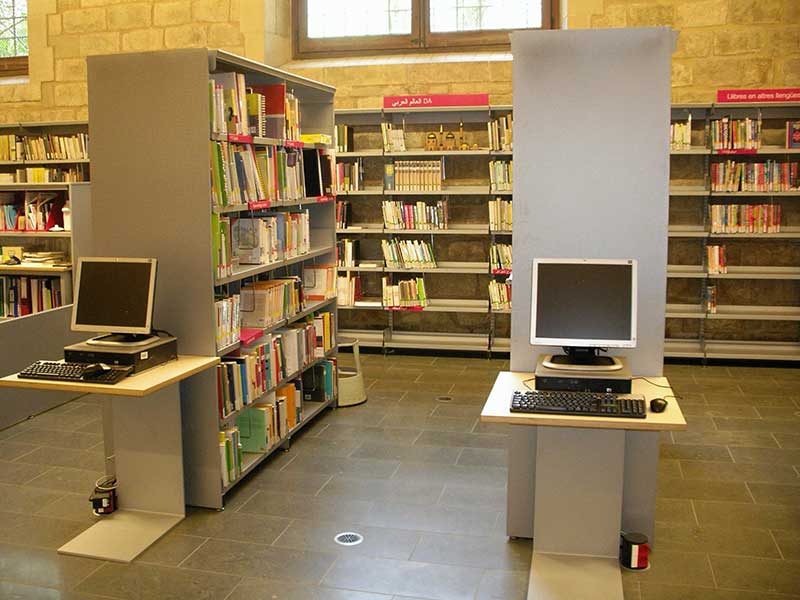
[71,257,158,345]
[530,258,637,370]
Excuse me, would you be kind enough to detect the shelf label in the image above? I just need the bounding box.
[385,306,424,312]
[227,134,254,144]
[715,149,758,155]
[247,200,271,210]
[717,88,800,103]
[284,140,305,148]
[383,94,490,109]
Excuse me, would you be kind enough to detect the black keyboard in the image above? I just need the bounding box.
[19,361,132,384]
[511,390,646,418]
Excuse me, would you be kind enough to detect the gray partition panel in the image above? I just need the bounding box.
[507,28,672,542]
[0,306,87,429]
[510,28,671,376]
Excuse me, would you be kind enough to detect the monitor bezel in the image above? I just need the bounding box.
[529,257,638,348]
[71,257,157,335]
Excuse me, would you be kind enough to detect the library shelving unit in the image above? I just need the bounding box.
[86,49,337,509]
[0,121,91,319]
[335,104,512,354]
[667,102,800,361]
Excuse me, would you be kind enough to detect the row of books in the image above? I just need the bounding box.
[220,359,338,486]
[1,192,65,232]
[210,74,300,140]
[215,294,240,352]
[239,277,305,330]
[488,114,513,152]
[211,142,306,207]
[489,243,512,271]
[336,200,351,230]
[382,276,428,308]
[382,199,449,230]
[706,284,717,314]
[670,116,692,151]
[337,238,359,268]
[709,203,782,234]
[337,273,361,307]
[335,124,355,153]
[1,275,64,318]
[381,239,436,270]
[384,161,442,191]
[216,313,335,418]
[0,166,87,184]
[710,160,799,192]
[335,160,363,192]
[488,280,511,311]
[488,160,512,192]
[711,116,761,151]
[707,245,727,274]
[488,198,512,231]
[211,210,311,279]
[0,133,89,162]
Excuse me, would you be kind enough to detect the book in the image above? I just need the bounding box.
[488,198,512,231]
[706,245,727,274]
[489,243,512,271]
[711,160,799,192]
[488,280,512,310]
[709,203,781,234]
[382,275,428,308]
[381,199,448,230]
[336,273,361,306]
[389,160,442,191]
[787,121,800,149]
[711,116,761,151]
[381,238,437,269]
[488,114,513,152]
[303,264,336,301]
[670,115,692,151]
[488,160,513,192]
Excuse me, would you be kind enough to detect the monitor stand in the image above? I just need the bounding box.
[541,347,623,372]
[87,333,159,347]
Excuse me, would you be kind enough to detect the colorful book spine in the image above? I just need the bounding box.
[381,276,428,308]
[670,115,692,150]
[488,280,512,310]
[706,245,727,274]
[0,275,64,318]
[710,160,799,192]
[388,160,442,191]
[709,203,781,234]
[488,198,512,231]
[488,160,513,192]
[215,293,241,352]
[489,243,512,271]
[381,200,448,230]
[711,116,761,151]
[381,239,437,269]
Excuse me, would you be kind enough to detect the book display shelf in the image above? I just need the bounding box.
[667,102,800,361]
[86,49,338,509]
[0,121,90,320]
[334,105,513,354]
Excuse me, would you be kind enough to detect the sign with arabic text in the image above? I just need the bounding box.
[383,94,490,109]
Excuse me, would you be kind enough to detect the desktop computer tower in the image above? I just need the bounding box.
[64,336,178,374]
[534,355,633,394]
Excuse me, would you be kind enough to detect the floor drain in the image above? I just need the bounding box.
[436,395,453,402]
[334,532,364,546]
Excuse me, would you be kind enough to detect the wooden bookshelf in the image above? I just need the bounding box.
[666,102,800,360]
[334,104,512,354]
[86,49,338,509]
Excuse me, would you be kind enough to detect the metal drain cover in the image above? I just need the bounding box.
[436,395,453,402]
[334,532,364,546]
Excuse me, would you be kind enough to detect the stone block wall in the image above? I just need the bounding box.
[0,0,290,123]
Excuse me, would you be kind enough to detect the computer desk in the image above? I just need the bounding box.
[481,372,686,600]
[0,355,219,563]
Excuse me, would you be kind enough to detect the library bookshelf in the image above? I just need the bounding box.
[0,121,90,320]
[667,102,800,361]
[86,49,338,508]
[334,105,513,354]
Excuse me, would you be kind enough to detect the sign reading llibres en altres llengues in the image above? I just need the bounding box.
[383,94,490,109]
[717,88,800,103]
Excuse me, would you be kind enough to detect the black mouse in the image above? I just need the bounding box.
[82,363,111,379]
[650,398,668,413]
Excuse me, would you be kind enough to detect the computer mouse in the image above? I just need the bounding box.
[82,363,111,379]
[650,398,668,413]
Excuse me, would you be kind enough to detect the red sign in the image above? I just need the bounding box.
[717,88,800,103]
[383,94,490,109]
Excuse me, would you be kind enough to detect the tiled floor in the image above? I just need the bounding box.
[0,354,798,599]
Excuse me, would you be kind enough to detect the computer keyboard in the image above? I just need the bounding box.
[510,390,646,418]
[18,361,132,384]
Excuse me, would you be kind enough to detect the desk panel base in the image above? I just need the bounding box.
[529,553,623,600]
[58,510,182,563]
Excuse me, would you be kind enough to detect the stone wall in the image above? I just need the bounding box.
[0,0,290,123]
[286,0,800,107]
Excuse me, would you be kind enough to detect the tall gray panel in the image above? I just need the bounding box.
[87,49,215,355]
[510,28,671,376]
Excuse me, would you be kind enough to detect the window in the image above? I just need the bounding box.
[0,0,28,77]
[295,0,554,58]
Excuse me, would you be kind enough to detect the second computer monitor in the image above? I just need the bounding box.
[530,258,637,350]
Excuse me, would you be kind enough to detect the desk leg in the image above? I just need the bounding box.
[58,384,184,563]
[528,427,625,600]
[507,425,536,538]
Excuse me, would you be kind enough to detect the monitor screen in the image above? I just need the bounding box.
[71,258,157,334]
[530,258,637,348]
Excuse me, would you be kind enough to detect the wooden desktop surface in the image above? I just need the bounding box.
[481,371,686,431]
[0,355,219,397]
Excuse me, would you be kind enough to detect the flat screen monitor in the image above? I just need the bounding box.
[71,257,157,335]
[530,258,637,349]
